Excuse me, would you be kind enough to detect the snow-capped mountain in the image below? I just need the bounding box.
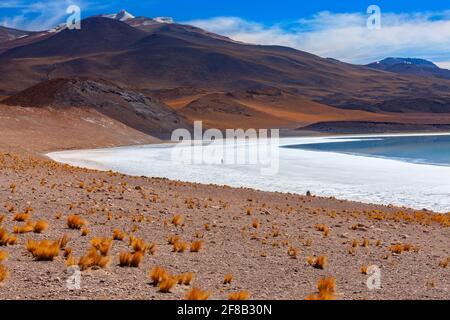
[101,9,135,21]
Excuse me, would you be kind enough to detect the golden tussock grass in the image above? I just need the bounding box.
[0,264,8,283]
[26,239,60,261]
[119,251,144,268]
[13,213,30,222]
[351,239,359,248]
[67,215,86,230]
[190,240,203,252]
[173,241,188,253]
[246,207,253,215]
[64,247,72,258]
[13,221,34,234]
[130,237,151,254]
[305,277,336,300]
[113,229,126,241]
[360,265,368,274]
[303,239,312,247]
[66,254,76,267]
[91,238,112,256]
[362,239,370,248]
[389,243,416,254]
[223,274,233,285]
[78,247,111,271]
[204,223,211,231]
[0,250,8,262]
[171,214,183,226]
[252,219,260,229]
[0,229,17,246]
[81,228,90,236]
[177,272,193,285]
[185,287,210,300]
[159,277,177,293]
[33,220,48,233]
[54,212,62,220]
[149,266,169,285]
[167,235,180,245]
[439,258,449,268]
[0,215,4,225]
[59,234,69,249]
[307,255,327,269]
[228,291,250,300]
[287,246,299,259]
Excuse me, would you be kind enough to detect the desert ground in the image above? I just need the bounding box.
[0,135,449,300]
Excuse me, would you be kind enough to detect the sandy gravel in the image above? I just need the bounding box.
[0,151,448,300]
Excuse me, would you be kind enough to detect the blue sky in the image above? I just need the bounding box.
[1,1,450,67]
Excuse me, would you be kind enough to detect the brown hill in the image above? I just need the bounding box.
[0,17,450,115]
[3,78,191,139]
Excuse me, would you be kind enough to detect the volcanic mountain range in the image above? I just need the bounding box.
[2,10,450,144]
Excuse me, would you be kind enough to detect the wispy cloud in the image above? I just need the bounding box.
[184,11,450,67]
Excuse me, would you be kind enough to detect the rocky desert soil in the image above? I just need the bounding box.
[0,150,448,300]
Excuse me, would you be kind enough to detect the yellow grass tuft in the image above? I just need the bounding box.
[171,214,184,226]
[90,238,112,256]
[63,247,72,258]
[288,246,299,259]
[185,287,210,300]
[119,251,144,268]
[113,229,126,241]
[439,258,449,268]
[26,239,60,261]
[362,239,370,248]
[130,237,148,253]
[177,272,193,285]
[67,215,86,230]
[360,265,368,274]
[59,234,69,249]
[78,247,110,271]
[66,254,76,267]
[13,213,30,222]
[190,240,203,252]
[149,266,169,285]
[223,274,233,285]
[252,219,260,229]
[167,235,181,245]
[305,277,336,300]
[228,291,250,300]
[0,251,8,262]
[81,228,90,236]
[159,277,177,293]
[307,255,327,269]
[33,220,48,233]
[173,241,188,253]
[13,221,34,234]
[0,264,8,283]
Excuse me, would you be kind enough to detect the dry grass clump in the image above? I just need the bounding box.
[177,272,193,285]
[190,240,203,252]
[26,239,60,261]
[185,287,210,300]
[33,220,48,233]
[305,277,336,300]
[351,239,359,248]
[113,229,126,241]
[13,213,30,222]
[0,264,8,283]
[119,251,144,268]
[130,236,154,254]
[171,214,184,226]
[159,277,178,293]
[389,243,416,254]
[307,255,327,269]
[0,229,17,246]
[362,239,370,248]
[13,221,34,234]
[0,251,8,262]
[252,219,260,229]
[173,241,188,253]
[91,238,113,256]
[287,246,299,259]
[149,266,169,286]
[223,274,233,285]
[67,215,86,230]
[360,265,368,274]
[228,291,250,300]
[59,234,69,249]
[167,235,181,245]
[439,258,449,268]
[81,228,90,236]
[78,247,111,271]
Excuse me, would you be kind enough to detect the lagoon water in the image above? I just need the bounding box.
[47,134,450,212]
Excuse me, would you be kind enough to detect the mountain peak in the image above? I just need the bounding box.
[101,9,135,21]
[376,57,439,69]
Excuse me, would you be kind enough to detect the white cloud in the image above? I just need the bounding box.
[184,11,450,67]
